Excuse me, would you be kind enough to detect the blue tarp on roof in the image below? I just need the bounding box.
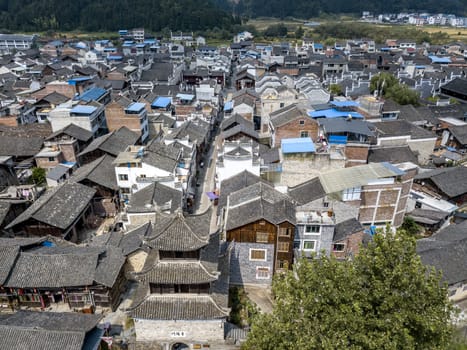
[428,55,451,64]
[308,109,363,119]
[314,43,323,49]
[176,93,195,101]
[126,102,146,113]
[281,138,316,153]
[68,76,92,85]
[330,101,359,108]
[76,87,107,102]
[328,135,348,144]
[223,101,234,111]
[152,96,172,108]
[70,105,97,115]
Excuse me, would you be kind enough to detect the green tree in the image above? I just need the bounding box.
[30,167,46,185]
[295,25,304,39]
[370,73,420,105]
[243,230,454,349]
[401,216,421,236]
[329,84,342,95]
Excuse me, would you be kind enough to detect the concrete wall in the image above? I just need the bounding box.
[229,241,274,285]
[134,319,225,344]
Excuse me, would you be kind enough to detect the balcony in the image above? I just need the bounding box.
[136,175,175,183]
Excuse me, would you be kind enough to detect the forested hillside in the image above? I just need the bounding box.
[0,0,464,33]
[0,0,237,32]
[219,0,466,18]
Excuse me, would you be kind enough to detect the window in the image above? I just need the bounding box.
[277,242,289,252]
[323,202,329,208]
[305,225,320,234]
[280,102,285,108]
[300,131,309,138]
[342,186,361,201]
[256,267,270,279]
[120,187,131,194]
[48,157,55,162]
[278,227,290,236]
[333,243,345,252]
[118,174,129,181]
[303,240,316,251]
[278,260,288,269]
[256,232,269,243]
[293,241,300,249]
[139,174,146,178]
[415,201,422,209]
[249,249,267,261]
[299,119,305,125]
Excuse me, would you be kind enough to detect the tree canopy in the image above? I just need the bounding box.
[370,73,420,106]
[243,230,454,350]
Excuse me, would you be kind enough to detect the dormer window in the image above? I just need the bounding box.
[299,120,305,125]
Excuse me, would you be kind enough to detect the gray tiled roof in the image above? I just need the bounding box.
[288,177,326,205]
[129,295,229,320]
[5,249,99,288]
[333,218,363,242]
[45,123,93,143]
[319,118,376,137]
[127,182,183,213]
[418,222,467,285]
[145,210,211,251]
[143,141,181,173]
[0,245,19,284]
[0,201,11,226]
[79,127,139,157]
[270,104,308,128]
[140,262,218,284]
[0,310,102,332]
[415,166,467,198]
[94,246,126,287]
[374,120,437,140]
[448,125,467,146]
[368,146,418,164]
[226,182,296,230]
[0,327,85,350]
[0,311,102,350]
[70,154,118,190]
[0,136,44,157]
[6,182,96,230]
[5,245,123,288]
[218,170,270,213]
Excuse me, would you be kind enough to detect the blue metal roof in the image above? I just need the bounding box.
[107,55,123,60]
[428,55,451,64]
[314,43,323,49]
[118,30,128,35]
[176,93,195,101]
[77,87,107,102]
[308,109,363,119]
[330,101,359,108]
[70,105,97,115]
[135,44,146,48]
[151,96,172,108]
[223,101,234,111]
[281,138,316,153]
[126,102,146,113]
[68,76,92,85]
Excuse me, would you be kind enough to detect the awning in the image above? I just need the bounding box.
[206,192,219,200]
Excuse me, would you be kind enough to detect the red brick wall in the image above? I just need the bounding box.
[344,144,369,167]
[274,118,319,147]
